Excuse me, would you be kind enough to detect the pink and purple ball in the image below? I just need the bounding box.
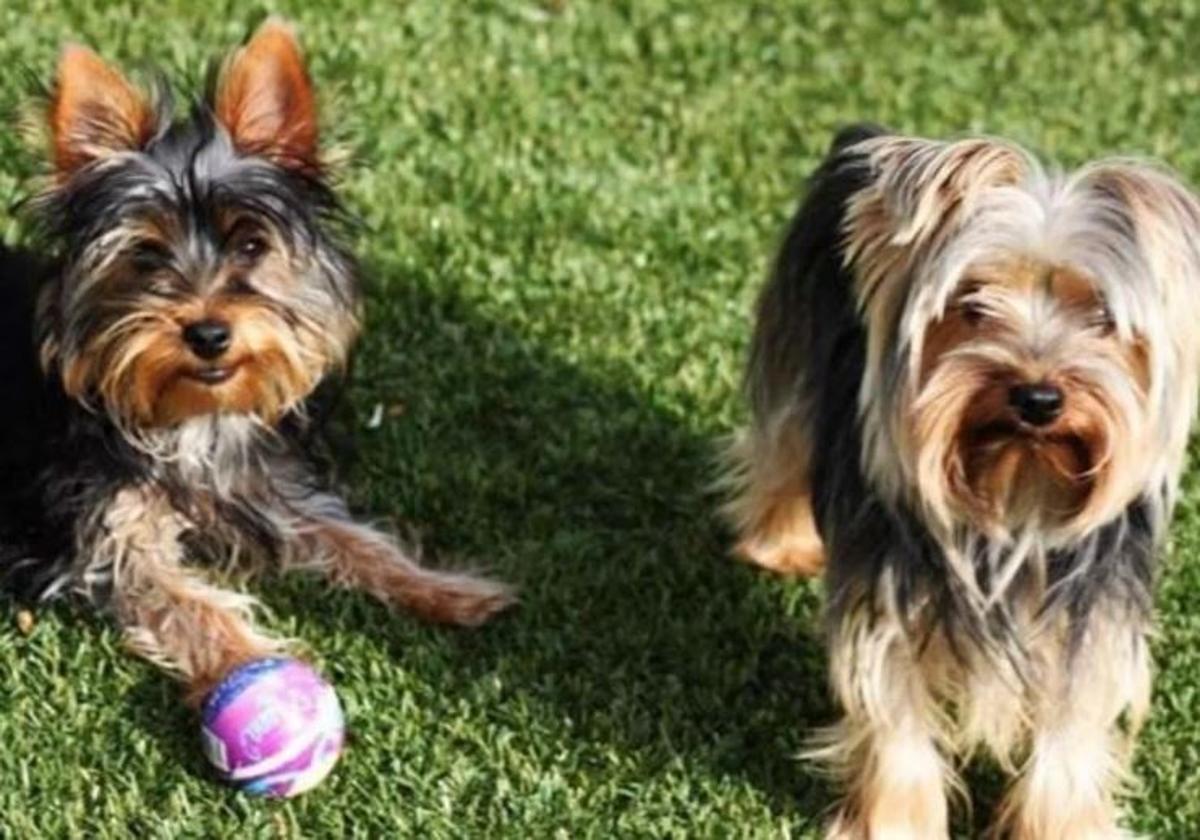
[200,658,345,797]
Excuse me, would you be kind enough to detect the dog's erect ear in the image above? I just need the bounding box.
[50,45,154,178]
[215,18,318,170]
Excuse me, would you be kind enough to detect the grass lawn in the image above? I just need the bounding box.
[3,0,1200,836]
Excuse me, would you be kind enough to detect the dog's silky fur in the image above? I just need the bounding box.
[728,124,1200,838]
[0,20,513,705]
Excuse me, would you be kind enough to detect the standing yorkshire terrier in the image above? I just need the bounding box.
[728,124,1200,838]
[0,20,513,705]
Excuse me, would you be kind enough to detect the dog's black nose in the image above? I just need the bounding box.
[1009,383,1064,426]
[183,319,232,360]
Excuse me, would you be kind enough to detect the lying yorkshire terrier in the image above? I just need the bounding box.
[0,20,513,705]
[728,124,1200,838]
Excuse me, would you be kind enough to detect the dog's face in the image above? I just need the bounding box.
[912,257,1150,534]
[844,137,1200,540]
[38,22,358,430]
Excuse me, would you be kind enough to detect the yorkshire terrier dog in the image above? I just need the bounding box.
[0,21,513,705]
[728,124,1200,838]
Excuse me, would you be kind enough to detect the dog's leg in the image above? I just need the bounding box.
[724,410,825,576]
[97,487,284,706]
[275,490,514,627]
[819,616,952,840]
[995,614,1149,840]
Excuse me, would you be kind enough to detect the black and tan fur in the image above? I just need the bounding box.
[0,20,513,705]
[728,124,1200,838]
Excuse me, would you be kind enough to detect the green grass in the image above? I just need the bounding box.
[3,0,1200,836]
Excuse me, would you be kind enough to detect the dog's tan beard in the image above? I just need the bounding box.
[908,356,1133,543]
[962,431,1093,532]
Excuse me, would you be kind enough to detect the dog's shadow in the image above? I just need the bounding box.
[230,271,836,827]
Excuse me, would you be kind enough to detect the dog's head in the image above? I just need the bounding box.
[35,19,358,432]
[842,136,1200,541]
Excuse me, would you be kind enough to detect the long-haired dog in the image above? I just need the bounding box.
[727,124,1200,838]
[0,20,513,706]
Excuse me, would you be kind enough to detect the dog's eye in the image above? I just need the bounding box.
[236,236,268,262]
[130,242,170,274]
[954,282,989,326]
[958,299,987,326]
[228,230,269,266]
[1091,300,1116,334]
[225,221,270,266]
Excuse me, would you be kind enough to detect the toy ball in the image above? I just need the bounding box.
[200,657,345,797]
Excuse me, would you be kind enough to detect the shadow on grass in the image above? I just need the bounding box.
[293,273,835,827]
